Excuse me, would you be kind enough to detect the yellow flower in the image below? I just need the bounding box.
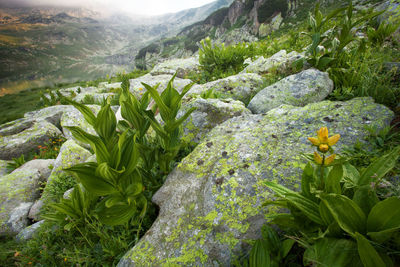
[325,154,336,165]
[308,127,340,152]
[314,152,323,165]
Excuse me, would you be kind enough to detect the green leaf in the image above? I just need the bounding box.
[66,126,110,163]
[301,163,315,200]
[95,162,124,183]
[261,224,281,255]
[320,194,366,236]
[343,163,360,188]
[96,199,137,226]
[358,146,400,186]
[325,164,343,194]
[319,201,334,226]
[367,197,400,242]
[304,238,360,267]
[249,239,271,267]
[355,232,385,267]
[265,182,323,225]
[142,82,171,120]
[94,103,116,141]
[65,163,117,196]
[280,239,295,259]
[164,107,196,133]
[352,185,379,216]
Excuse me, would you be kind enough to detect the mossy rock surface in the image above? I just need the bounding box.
[0,160,54,235]
[60,104,101,143]
[188,73,265,105]
[24,105,75,126]
[179,97,251,144]
[248,68,333,113]
[119,97,393,266]
[150,57,200,78]
[0,119,62,160]
[241,50,304,75]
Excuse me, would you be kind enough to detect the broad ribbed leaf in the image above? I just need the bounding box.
[249,239,271,267]
[321,194,366,236]
[164,107,196,133]
[304,238,360,267]
[96,200,137,226]
[353,185,379,216]
[343,163,360,188]
[358,146,400,186]
[355,232,385,267]
[281,239,295,259]
[66,126,110,163]
[367,197,400,237]
[265,182,322,225]
[94,104,116,141]
[118,132,139,176]
[301,162,315,200]
[319,201,334,226]
[95,162,124,183]
[326,164,343,194]
[66,163,116,196]
[142,82,171,120]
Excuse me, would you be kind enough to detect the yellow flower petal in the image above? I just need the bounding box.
[328,134,340,146]
[319,144,329,153]
[325,154,336,165]
[308,137,320,146]
[317,127,329,143]
[314,152,323,165]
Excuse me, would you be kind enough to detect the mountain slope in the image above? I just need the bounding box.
[0,0,234,95]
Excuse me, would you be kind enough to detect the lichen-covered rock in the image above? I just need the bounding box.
[179,97,251,144]
[98,82,122,90]
[258,13,283,37]
[0,165,49,235]
[118,97,393,266]
[150,57,200,78]
[129,74,193,98]
[0,160,11,176]
[24,105,75,126]
[248,68,334,114]
[0,119,62,160]
[61,105,101,142]
[73,92,116,104]
[16,220,45,241]
[241,50,304,75]
[19,159,55,181]
[6,202,33,234]
[188,73,265,105]
[40,140,91,202]
[28,199,44,221]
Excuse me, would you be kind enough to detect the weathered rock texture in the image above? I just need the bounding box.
[248,68,334,113]
[119,97,393,266]
[0,119,62,160]
[150,57,200,78]
[188,73,265,105]
[180,97,251,144]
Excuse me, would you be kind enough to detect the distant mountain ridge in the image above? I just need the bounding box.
[0,0,234,95]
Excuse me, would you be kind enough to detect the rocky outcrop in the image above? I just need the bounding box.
[118,97,393,266]
[179,97,251,144]
[61,105,101,142]
[129,74,193,97]
[150,57,200,78]
[241,50,304,75]
[0,159,55,235]
[248,68,334,113]
[188,73,265,104]
[0,119,62,160]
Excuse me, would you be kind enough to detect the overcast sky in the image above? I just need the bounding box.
[1,0,218,16]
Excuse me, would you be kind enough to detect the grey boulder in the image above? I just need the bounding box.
[248,68,333,114]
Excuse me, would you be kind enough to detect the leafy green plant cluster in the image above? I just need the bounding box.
[256,127,400,266]
[6,154,26,172]
[34,136,66,160]
[199,37,249,81]
[20,74,195,266]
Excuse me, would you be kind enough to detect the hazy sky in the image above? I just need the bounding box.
[1,0,218,15]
